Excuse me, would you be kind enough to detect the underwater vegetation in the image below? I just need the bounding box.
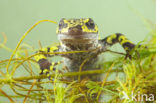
[0,18,156,103]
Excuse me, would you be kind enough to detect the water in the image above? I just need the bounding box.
[0,0,156,102]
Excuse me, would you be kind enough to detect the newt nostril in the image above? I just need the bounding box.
[75,25,82,30]
[69,25,82,32]
[69,25,82,30]
[68,27,83,35]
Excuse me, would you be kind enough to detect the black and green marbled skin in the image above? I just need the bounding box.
[35,18,135,81]
[34,18,135,102]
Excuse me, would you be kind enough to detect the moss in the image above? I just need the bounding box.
[0,20,156,103]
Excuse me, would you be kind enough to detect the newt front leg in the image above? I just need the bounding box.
[34,46,62,80]
[99,33,135,58]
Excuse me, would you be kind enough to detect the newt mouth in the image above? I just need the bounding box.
[57,33,98,40]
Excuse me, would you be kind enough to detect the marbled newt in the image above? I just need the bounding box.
[34,18,135,81]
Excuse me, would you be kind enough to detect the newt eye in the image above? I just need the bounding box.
[59,18,67,29]
[85,19,95,29]
[59,23,68,29]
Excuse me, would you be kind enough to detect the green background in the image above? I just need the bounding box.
[0,0,156,102]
